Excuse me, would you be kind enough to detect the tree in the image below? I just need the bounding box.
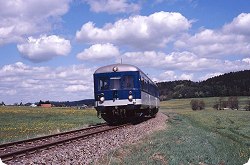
[45,100,50,104]
[0,101,5,106]
[213,102,219,110]
[217,97,228,110]
[190,99,199,110]
[218,97,224,110]
[190,99,205,110]
[38,100,43,106]
[245,100,250,111]
[228,96,239,110]
[199,100,205,110]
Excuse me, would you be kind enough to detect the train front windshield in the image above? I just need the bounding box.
[98,76,134,91]
[122,76,134,89]
[110,77,121,90]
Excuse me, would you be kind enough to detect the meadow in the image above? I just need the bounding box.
[1,97,249,164]
[100,97,250,165]
[0,106,103,144]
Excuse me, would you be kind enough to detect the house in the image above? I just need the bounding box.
[30,103,37,107]
[40,103,52,108]
[38,100,52,108]
[77,104,88,109]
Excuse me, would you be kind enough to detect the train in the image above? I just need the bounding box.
[93,64,160,124]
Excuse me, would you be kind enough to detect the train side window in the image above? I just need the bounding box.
[122,76,134,89]
[141,77,145,91]
[99,78,109,90]
[146,80,149,92]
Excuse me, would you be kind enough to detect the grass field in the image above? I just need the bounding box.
[99,97,250,165]
[0,106,103,144]
[1,97,249,164]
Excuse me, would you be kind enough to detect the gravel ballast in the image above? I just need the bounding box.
[8,113,168,165]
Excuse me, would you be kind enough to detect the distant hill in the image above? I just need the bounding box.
[50,99,95,107]
[157,70,250,100]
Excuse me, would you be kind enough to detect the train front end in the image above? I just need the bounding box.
[93,64,141,124]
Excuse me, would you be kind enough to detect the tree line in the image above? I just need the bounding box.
[157,70,250,100]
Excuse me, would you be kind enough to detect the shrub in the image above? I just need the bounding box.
[215,97,228,110]
[190,99,205,110]
[213,102,219,110]
[228,96,239,110]
[199,100,205,110]
[190,100,199,110]
[244,100,250,111]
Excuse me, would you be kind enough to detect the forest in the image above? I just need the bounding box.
[157,70,250,100]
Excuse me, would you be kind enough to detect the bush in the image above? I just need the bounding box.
[244,100,250,111]
[190,100,199,110]
[199,100,205,110]
[228,96,239,110]
[213,102,219,110]
[214,97,229,110]
[190,99,205,110]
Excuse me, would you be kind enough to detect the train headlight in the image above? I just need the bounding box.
[113,66,118,72]
[100,96,105,102]
[128,95,133,101]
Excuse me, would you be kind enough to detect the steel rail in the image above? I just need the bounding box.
[0,123,128,162]
[0,123,107,149]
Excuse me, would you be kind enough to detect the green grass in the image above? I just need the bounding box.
[161,96,250,111]
[0,106,103,144]
[99,97,250,165]
[161,97,250,147]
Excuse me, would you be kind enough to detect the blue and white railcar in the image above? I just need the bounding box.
[93,64,159,123]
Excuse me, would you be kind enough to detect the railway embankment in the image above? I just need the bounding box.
[5,113,167,164]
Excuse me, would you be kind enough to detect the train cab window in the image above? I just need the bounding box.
[110,77,121,90]
[99,78,109,90]
[122,76,134,89]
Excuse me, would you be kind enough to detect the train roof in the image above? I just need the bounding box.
[94,64,157,86]
[94,64,142,74]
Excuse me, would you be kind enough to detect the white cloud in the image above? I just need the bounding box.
[122,51,166,67]
[179,73,193,80]
[159,71,177,81]
[121,50,250,74]
[223,13,250,35]
[17,35,71,62]
[122,51,221,71]
[157,70,194,81]
[1,89,17,96]
[64,85,89,92]
[85,0,140,14]
[200,72,223,81]
[0,0,71,45]
[175,13,250,57]
[0,62,95,104]
[242,58,250,64]
[76,11,191,49]
[77,43,119,61]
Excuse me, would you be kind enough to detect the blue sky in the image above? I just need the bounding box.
[0,0,250,104]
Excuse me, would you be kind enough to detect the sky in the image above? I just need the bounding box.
[0,0,250,104]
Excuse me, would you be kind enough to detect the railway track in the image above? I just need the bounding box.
[0,123,129,163]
